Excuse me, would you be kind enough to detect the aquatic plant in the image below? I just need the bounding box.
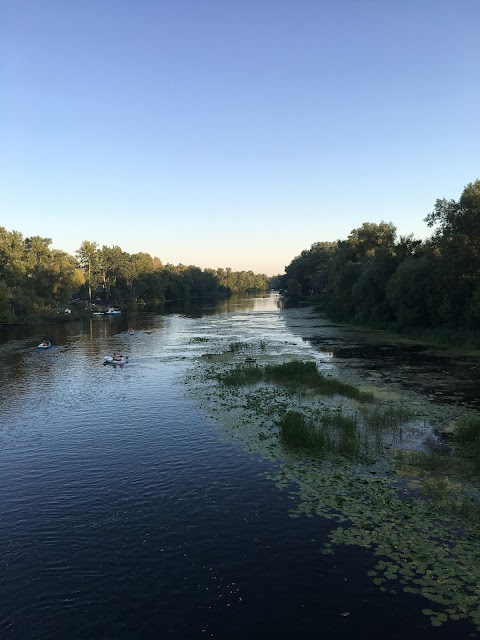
[363,405,413,430]
[279,405,414,461]
[218,360,375,402]
[228,341,251,353]
[455,416,480,443]
[279,411,334,453]
[185,348,480,633]
[397,449,453,473]
[219,365,263,386]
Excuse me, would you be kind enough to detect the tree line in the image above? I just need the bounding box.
[281,179,480,341]
[0,235,270,323]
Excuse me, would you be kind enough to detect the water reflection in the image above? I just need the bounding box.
[0,294,478,640]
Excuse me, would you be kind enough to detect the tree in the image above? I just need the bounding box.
[283,242,337,300]
[98,245,130,303]
[386,254,437,327]
[0,228,30,316]
[425,180,480,280]
[328,222,397,318]
[424,180,480,326]
[76,241,100,304]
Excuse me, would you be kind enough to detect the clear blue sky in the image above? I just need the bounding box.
[1,0,479,276]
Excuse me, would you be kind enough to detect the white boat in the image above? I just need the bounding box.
[106,308,121,315]
[37,341,52,349]
[104,355,128,365]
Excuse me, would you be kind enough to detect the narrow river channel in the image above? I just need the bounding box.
[1,294,479,639]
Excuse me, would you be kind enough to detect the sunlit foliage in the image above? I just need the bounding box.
[0,228,270,322]
[283,179,480,343]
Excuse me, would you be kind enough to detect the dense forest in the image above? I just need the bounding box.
[0,235,270,323]
[282,179,480,344]
[3,179,479,337]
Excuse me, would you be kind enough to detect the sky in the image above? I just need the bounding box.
[1,0,479,276]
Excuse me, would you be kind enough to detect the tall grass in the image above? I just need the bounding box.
[217,360,374,402]
[454,417,480,473]
[455,417,480,443]
[279,410,366,459]
[364,405,413,429]
[219,366,263,386]
[279,404,417,460]
[279,411,334,453]
[397,450,454,473]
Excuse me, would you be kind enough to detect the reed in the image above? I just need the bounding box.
[219,365,263,386]
[218,360,375,402]
[453,496,480,522]
[364,405,413,430]
[279,411,333,453]
[279,410,365,458]
[396,449,453,473]
[455,417,480,443]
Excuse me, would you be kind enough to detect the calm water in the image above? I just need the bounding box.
[0,296,476,639]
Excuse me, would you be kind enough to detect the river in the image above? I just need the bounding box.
[0,294,478,639]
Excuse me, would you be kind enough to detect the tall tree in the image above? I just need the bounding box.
[424,180,480,326]
[76,241,100,304]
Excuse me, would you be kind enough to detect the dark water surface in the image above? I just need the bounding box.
[0,296,477,639]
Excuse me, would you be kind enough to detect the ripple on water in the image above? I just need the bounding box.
[1,298,479,639]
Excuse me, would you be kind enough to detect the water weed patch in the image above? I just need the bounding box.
[184,346,480,633]
[217,360,374,402]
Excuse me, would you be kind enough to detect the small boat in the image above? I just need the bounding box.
[37,341,52,349]
[106,308,121,315]
[104,355,128,365]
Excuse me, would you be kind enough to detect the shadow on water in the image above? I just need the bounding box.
[280,309,480,410]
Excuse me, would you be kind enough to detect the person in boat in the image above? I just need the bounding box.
[42,340,47,346]
[113,353,123,362]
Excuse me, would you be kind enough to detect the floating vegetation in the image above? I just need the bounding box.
[274,459,480,631]
[183,344,480,633]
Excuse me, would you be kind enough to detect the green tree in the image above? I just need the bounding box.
[328,222,397,320]
[76,241,100,304]
[424,179,480,326]
[386,254,437,327]
[283,242,337,300]
[0,228,31,317]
